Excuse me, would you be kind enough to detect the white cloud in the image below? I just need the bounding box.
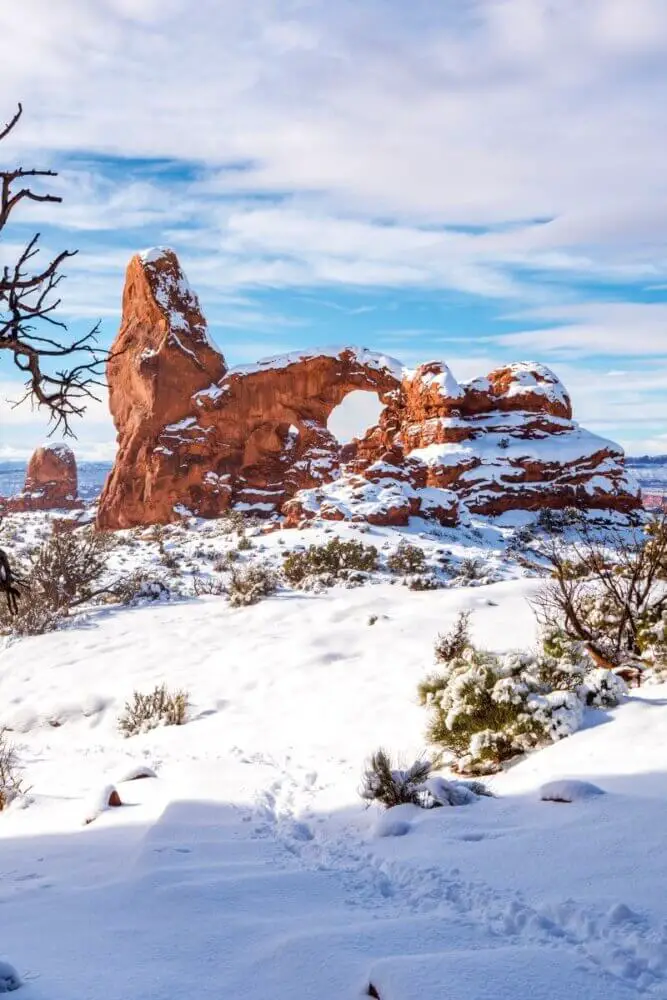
[2,0,667,456]
[0,380,116,461]
[496,303,667,357]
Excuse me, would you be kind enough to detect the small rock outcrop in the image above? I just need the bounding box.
[97,248,641,530]
[4,443,82,512]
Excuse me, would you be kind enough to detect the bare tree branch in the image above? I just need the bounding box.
[0,103,108,437]
[0,103,112,614]
[530,514,667,673]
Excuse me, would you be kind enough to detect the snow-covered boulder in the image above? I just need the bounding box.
[0,960,21,993]
[540,779,605,803]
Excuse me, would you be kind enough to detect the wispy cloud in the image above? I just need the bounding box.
[2,0,667,455]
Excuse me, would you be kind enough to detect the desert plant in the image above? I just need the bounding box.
[0,729,24,810]
[193,575,227,597]
[114,573,171,605]
[536,508,566,534]
[160,550,180,571]
[360,749,491,809]
[579,667,628,708]
[459,557,483,580]
[532,513,667,674]
[434,611,472,663]
[227,563,277,607]
[118,685,189,737]
[0,589,65,637]
[407,574,442,591]
[213,551,239,572]
[25,525,114,610]
[237,534,253,551]
[282,537,378,585]
[419,619,585,773]
[387,541,427,575]
[360,749,435,809]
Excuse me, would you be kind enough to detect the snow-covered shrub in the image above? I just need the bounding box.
[282,537,378,586]
[193,575,227,597]
[538,631,628,707]
[423,775,492,806]
[226,563,277,607]
[0,959,21,992]
[534,514,667,674]
[0,730,24,811]
[578,667,628,707]
[0,526,115,635]
[637,613,667,681]
[118,685,189,737]
[508,524,536,548]
[26,525,113,610]
[536,508,565,534]
[0,589,65,637]
[419,615,585,774]
[360,749,490,809]
[115,572,171,605]
[434,611,471,663]
[213,551,238,572]
[405,573,442,591]
[537,507,583,535]
[387,541,426,575]
[459,557,483,580]
[360,750,434,809]
[160,549,181,571]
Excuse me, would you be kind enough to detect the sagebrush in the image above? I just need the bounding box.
[282,537,378,586]
[227,563,277,607]
[0,729,24,810]
[118,685,190,737]
[387,541,426,575]
[0,525,114,636]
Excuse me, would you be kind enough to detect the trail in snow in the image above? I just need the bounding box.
[2,552,667,998]
[248,753,667,997]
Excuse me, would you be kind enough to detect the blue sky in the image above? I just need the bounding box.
[2,0,667,459]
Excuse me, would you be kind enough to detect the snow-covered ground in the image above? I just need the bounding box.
[1,510,667,999]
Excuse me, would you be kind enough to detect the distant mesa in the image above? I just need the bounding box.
[96,247,641,530]
[1,442,83,513]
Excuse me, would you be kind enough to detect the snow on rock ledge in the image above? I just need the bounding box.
[97,250,640,529]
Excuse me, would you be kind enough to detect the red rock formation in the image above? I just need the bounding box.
[97,249,640,530]
[99,248,228,528]
[346,360,638,517]
[98,250,403,528]
[4,443,82,512]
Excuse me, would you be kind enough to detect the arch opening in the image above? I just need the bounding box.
[327,390,383,445]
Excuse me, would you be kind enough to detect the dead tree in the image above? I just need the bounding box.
[532,514,667,672]
[0,104,106,612]
[1,104,106,431]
